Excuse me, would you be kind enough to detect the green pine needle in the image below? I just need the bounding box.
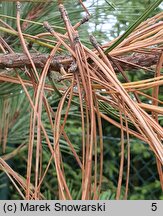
[104,0,163,54]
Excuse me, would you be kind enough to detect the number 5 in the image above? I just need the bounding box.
[151,203,157,211]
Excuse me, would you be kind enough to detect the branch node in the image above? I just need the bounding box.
[73,32,80,44]
[68,61,78,73]
[16,1,21,11]
[43,21,54,34]
[80,15,90,24]
[89,34,100,49]
[59,4,68,20]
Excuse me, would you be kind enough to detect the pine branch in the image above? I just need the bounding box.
[0,53,72,72]
[0,52,159,72]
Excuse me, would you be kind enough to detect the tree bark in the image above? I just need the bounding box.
[0,52,159,73]
[0,53,72,72]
